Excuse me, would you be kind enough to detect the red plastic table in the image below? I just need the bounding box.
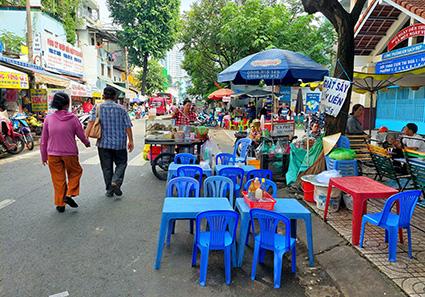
[324,176,399,246]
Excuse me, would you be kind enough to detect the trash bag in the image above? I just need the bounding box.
[315,170,341,184]
[201,139,219,162]
[329,148,356,160]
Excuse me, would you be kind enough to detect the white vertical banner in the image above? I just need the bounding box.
[321,76,351,117]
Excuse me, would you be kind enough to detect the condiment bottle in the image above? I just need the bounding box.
[248,181,256,200]
[255,178,263,200]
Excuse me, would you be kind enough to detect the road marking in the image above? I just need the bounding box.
[128,153,147,167]
[0,199,15,210]
[49,292,69,297]
[0,150,40,166]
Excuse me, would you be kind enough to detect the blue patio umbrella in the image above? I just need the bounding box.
[218,49,329,85]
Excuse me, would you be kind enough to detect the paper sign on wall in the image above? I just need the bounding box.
[321,76,351,117]
[31,89,48,112]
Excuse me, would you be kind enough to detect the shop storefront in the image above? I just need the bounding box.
[0,64,29,114]
[353,0,425,131]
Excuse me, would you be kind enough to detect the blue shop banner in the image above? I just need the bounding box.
[305,92,320,113]
[382,44,425,60]
[376,52,425,74]
[279,86,291,103]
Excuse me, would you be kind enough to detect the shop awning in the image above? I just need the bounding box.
[34,72,69,88]
[67,81,91,97]
[106,82,132,98]
[0,65,29,89]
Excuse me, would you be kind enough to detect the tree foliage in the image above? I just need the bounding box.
[107,0,180,94]
[180,0,336,97]
[0,31,25,54]
[136,59,167,96]
[302,0,368,135]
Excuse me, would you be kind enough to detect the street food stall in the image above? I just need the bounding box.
[144,118,208,180]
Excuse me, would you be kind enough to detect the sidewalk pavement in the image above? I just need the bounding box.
[210,127,407,297]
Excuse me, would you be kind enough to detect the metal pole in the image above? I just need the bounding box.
[26,0,33,63]
[369,91,374,136]
[124,46,129,89]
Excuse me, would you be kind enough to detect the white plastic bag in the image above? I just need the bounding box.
[315,170,341,184]
[201,139,219,162]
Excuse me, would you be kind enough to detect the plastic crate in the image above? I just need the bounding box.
[242,191,276,210]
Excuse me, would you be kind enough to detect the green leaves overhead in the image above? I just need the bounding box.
[136,59,168,96]
[108,0,180,65]
[180,0,336,97]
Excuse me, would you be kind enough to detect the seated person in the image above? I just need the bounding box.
[383,134,407,174]
[346,104,366,135]
[401,123,425,152]
[249,119,262,144]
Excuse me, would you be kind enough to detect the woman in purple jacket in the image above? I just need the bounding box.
[40,92,90,213]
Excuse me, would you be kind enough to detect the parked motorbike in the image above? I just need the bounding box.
[196,112,218,127]
[27,115,43,136]
[0,116,25,155]
[11,114,34,150]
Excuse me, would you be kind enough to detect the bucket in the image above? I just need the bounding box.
[300,175,316,203]
[314,185,341,212]
[247,158,260,169]
[342,194,353,211]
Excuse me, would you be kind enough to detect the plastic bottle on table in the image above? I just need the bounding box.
[254,178,263,200]
[253,177,261,189]
[248,181,256,200]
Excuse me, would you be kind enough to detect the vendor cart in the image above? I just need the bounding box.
[145,119,207,180]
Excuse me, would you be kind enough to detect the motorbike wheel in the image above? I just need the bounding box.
[26,135,34,150]
[152,153,174,181]
[6,136,25,154]
[210,120,218,127]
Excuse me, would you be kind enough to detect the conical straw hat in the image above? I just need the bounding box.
[323,133,341,155]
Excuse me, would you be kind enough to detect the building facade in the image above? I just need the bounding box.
[353,0,425,132]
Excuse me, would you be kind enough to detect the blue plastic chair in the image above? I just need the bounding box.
[192,210,239,286]
[216,153,236,165]
[166,177,200,246]
[325,156,358,176]
[244,178,278,198]
[203,176,234,207]
[233,138,252,163]
[177,165,204,185]
[360,190,421,262]
[174,153,197,164]
[166,177,200,197]
[218,167,245,198]
[250,209,296,289]
[337,135,350,149]
[247,169,273,180]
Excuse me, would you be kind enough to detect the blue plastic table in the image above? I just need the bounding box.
[215,165,256,175]
[167,163,213,181]
[154,198,235,269]
[235,198,314,267]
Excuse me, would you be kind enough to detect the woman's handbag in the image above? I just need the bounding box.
[89,105,102,139]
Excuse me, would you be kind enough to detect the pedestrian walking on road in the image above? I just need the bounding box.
[86,87,134,198]
[40,92,91,213]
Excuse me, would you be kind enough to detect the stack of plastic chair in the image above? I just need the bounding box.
[166,177,200,246]
[215,153,236,166]
[326,135,358,176]
[174,153,197,165]
[218,167,245,198]
[192,210,239,286]
[360,190,421,262]
[250,209,296,288]
[247,169,273,180]
[177,165,204,185]
[203,176,234,207]
[233,138,252,164]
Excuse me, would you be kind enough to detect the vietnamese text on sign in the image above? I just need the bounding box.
[321,76,351,117]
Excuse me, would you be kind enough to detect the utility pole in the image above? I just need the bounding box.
[124,47,129,89]
[26,0,33,63]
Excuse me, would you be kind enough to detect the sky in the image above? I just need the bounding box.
[97,0,197,24]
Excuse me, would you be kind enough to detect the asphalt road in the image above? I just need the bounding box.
[0,120,307,297]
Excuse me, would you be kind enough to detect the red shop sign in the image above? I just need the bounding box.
[388,24,425,51]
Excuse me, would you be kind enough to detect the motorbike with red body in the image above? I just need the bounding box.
[0,114,25,155]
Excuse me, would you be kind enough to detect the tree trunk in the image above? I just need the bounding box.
[141,52,149,95]
[325,18,355,135]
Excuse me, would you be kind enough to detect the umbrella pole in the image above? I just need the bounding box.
[369,91,373,136]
